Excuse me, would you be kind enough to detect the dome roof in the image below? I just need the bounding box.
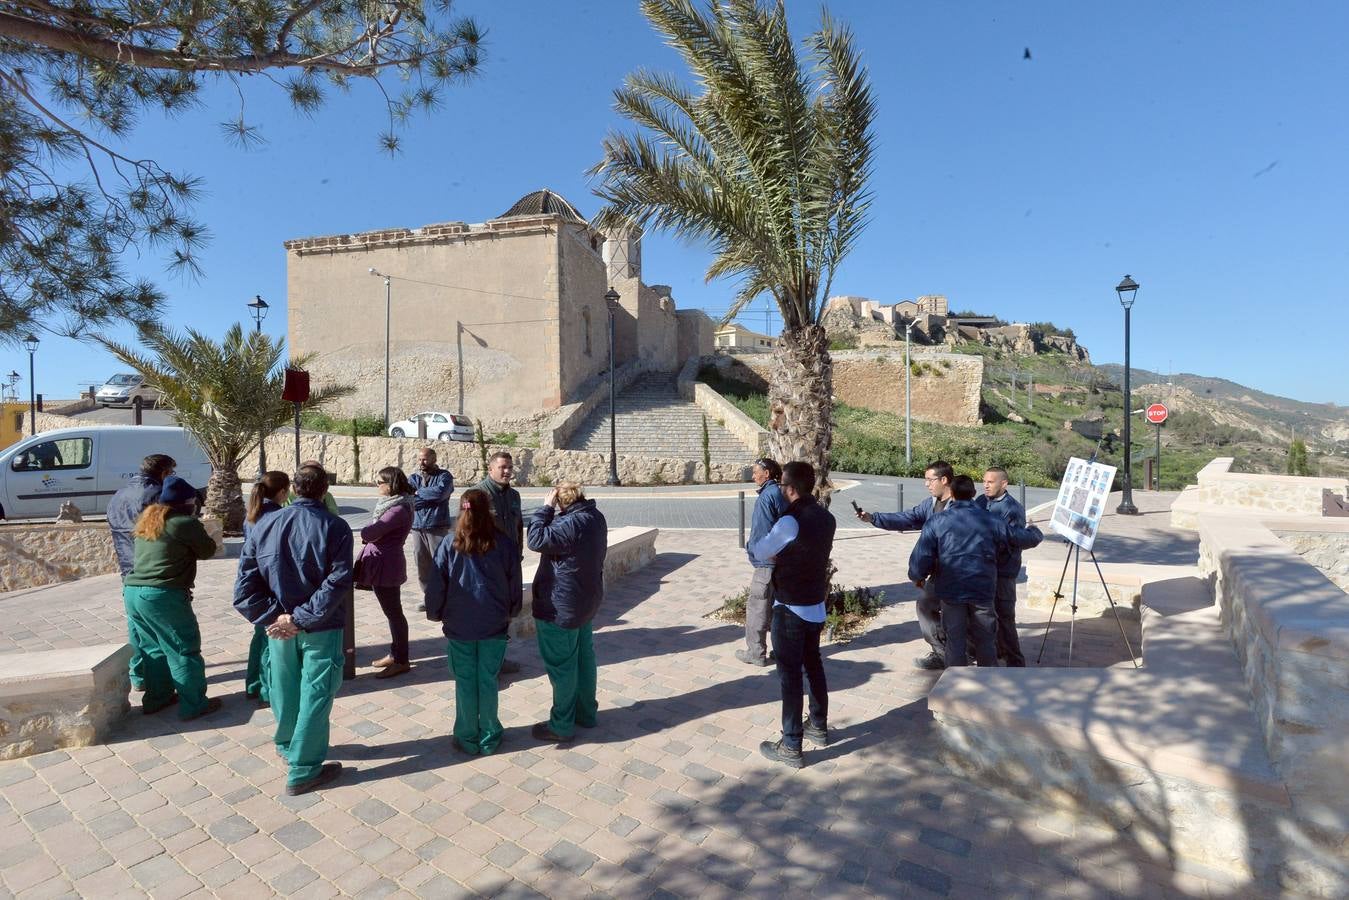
[498,189,587,223]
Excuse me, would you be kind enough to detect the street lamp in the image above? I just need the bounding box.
[903,317,919,469]
[4,371,17,403]
[604,287,621,486]
[247,294,269,333]
[23,333,38,436]
[248,295,270,477]
[369,268,392,429]
[1115,275,1140,515]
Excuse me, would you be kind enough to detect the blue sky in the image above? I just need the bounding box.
[11,0,1349,405]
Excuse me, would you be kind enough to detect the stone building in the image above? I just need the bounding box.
[713,323,779,351]
[284,190,713,428]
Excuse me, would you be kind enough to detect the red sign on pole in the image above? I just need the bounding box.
[1146,403,1169,425]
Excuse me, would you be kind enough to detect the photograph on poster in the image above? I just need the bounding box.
[1050,457,1118,550]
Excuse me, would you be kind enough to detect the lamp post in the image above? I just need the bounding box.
[369,268,392,429]
[23,333,39,435]
[1115,275,1140,515]
[604,287,621,486]
[248,295,270,476]
[903,317,918,469]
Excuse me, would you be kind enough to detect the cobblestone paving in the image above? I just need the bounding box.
[0,527,1233,899]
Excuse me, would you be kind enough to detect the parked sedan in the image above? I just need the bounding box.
[95,373,160,408]
[388,412,475,442]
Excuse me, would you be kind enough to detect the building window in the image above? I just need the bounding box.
[582,308,592,356]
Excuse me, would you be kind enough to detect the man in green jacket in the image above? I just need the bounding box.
[476,451,524,674]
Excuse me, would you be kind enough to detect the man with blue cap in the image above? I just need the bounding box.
[234,463,353,796]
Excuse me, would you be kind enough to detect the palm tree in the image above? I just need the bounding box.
[591,0,875,493]
[102,324,353,532]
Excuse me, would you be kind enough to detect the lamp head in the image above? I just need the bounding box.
[247,294,269,321]
[1116,275,1139,309]
[22,333,39,353]
[604,287,620,309]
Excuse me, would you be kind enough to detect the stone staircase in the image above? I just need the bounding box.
[566,374,755,461]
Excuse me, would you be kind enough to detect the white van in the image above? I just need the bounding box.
[0,426,211,520]
[95,373,161,408]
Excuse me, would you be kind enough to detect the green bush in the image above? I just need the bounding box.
[828,334,858,351]
[302,409,385,436]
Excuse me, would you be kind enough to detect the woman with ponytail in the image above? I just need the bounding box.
[243,472,290,703]
[425,488,521,755]
[123,476,220,720]
[358,466,417,678]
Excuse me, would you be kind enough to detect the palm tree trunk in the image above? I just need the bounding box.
[204,462,246,535]
[767,324,834,498]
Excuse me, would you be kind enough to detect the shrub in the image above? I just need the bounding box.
[828,333,858,351]
[701,414,712,484]
[302,409,385,436]
[351,419,361,483]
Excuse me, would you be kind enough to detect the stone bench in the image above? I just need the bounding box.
[0,644,131,760]
[928,572,1344,896]
[508,526,658,639]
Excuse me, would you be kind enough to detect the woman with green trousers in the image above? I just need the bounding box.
[425,489,521,755]
[242,471,289,704]
[526,482,607,744]
[122,476,221,720]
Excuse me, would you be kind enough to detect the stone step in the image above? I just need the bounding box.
[565,374,755,459]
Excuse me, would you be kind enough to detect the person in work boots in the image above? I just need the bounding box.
[855,459,955,670]
[737,457,789,667]
[750,461,836,769]
[410,447,454,612]
[107,452,177,691]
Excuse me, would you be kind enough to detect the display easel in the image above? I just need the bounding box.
[1035,448,1140,668]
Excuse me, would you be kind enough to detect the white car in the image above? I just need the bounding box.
[96,373,160,408]
[388,412,475,442]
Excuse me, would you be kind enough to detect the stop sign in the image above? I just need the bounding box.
[1146,403,1169,425]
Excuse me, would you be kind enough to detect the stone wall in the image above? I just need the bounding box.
[1193,458,1346,516]
[244,431,750,487]
[676,357,770,458]
[0,523,120,593]
[1198,515,1349,838]
[704,349,983,427]
[0,644,131,759]
[1275,529,1349,592]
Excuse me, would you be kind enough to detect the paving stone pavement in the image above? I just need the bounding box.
[0,526,1236,899]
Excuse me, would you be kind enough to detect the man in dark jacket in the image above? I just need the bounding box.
[106,453,176,691]
[410,447,454,610]
[856,460,955,670]
[977,466,1031,666]
[474,450,524,674]
[738,457,789,667]
[233,464,353,796]
[749,461,836,768]
[527,482,607,744]
[909,475,1044,668]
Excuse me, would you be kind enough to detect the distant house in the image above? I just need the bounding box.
[714,323,779,351]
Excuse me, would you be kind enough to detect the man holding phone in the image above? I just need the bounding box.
[854,461,955,670]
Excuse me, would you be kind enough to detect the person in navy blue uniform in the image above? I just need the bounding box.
[107,452,176,691]
[737,457,790,667]
[855,460,954,670]
[749,461,836,768]
[409,447,454,611]
[908,475,1044,668]
[976,466,1031,666]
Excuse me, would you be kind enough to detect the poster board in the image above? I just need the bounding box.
[1049,456,1117,550]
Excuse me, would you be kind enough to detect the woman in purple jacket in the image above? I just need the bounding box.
[358,467,416,679]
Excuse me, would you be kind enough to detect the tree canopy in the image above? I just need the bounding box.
[1,0,483,344]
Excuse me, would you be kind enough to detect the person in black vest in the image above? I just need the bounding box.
[747,461,837,768]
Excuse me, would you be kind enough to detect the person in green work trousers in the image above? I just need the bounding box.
[242,470,290,705]
[474,450,524,675]
[425,489,521,755]
[527,482,607,744]
[234,464,353,796]
[122,475,221,720]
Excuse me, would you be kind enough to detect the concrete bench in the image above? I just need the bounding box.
[928,572,1344,896]
[0,644,131,760]
[508,526,658,639]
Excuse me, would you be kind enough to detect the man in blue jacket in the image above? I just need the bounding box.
[738,457,789,667]
[410,447,454,611]
[749,461,836,768]
[908,475,1044,668]
[856,460,954,670]
[233,464,353,796]
[976,466,1031,666]
[106,453,176,691]
[527,482,608,744]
